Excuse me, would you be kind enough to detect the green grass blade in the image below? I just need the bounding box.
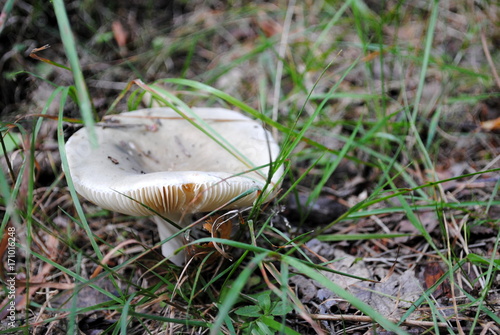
[52,0,96,145]
[57,87,103,260]
[411,0,440,121]
[67,251,83,335]
[0,0,16,35]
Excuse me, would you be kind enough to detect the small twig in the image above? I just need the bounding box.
[90,239,144,279]
[13,281,74,290]
[0,131,16,182]
[480,30,500,89]
[451,155,500,197]
[480,322,500,335]
[310,314,451,329]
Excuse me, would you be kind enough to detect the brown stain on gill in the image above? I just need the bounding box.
[181,183,205,207]
[182,183,196,194]
[182,183,199,201]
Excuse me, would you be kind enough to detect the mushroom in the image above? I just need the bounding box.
[64,107,282,265]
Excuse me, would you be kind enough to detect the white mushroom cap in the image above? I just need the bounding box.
[64,107,282,264]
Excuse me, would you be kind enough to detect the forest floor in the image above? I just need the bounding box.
[1,1,500,334]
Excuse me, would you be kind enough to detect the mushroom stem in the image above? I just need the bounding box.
[152,214,190,265]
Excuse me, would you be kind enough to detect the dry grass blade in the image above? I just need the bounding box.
[90,239,145,279]
[29,44,71,71]
[480,30,500,89]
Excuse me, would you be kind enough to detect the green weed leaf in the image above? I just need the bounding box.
[270,301,293,316]
[235,305,263,318]
[256,291,271,314]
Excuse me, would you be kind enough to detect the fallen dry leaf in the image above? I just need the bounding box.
[0,224,12,277]
[292,244,425,319]
[423,262,451,299]
[0,235,70,320]
[91,239,144,279]
[186,213,236,263]
[255,13,282,37]
[0,12,6,28]
[480,117,500,131]
[112,20,128,48]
